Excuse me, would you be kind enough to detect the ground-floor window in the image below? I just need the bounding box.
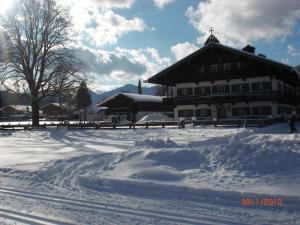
[277,106,292,115]
[252,106,272,115]
[232,107,251,116]
[178,109,194,117]
[195,108,212,117]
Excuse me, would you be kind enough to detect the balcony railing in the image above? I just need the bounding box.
[163,91,300,106]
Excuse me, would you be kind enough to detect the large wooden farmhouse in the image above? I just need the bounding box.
[147,34,300,121]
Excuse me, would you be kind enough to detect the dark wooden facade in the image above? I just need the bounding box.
[97,93,172,122]
[148,43,298,86]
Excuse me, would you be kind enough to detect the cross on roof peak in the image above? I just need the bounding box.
[209,27,214,35]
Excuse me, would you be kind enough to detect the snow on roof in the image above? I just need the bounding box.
[98,92,162,106]
[122,93,162,102]
[41,103,70,110]
[1,105,31,112]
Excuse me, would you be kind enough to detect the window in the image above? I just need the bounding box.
[251,82,271,91]
[251,82,261,91]
[231,84,241,93]
[232,107,251,116]
[232,83,250,93]
[195,109,212,117]
[177,88,193,96]
[241,83,250,92]
[262,82,272,91]
[194,87,200,96]
[202,86,211,95]
[277,106,292,115]
[177,88,184,96]
[212,85,229,94]
[186,88,193,96]
[178,109,194,117]
[224,63,230,71]
[236,62,241,70]
[211,64,218,72]
[198,65,205,73]
[194,87,211,96]
[278,83,282,91]
[252,106,272,115]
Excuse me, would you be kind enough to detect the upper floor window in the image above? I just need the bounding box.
[251,82,261,91]
[262,82,272,91]
[186,88,193,96]
[251,82,271,92]
[278,83,282,91]
[236,62,241,70]
[211,64,218,72]
[177,88,193,96]
[223,63,231,71]
[198,65,205,73]
[212,85,230,95]
[177,88,184,96]
[231,83,250,93]
[195,86,211,96]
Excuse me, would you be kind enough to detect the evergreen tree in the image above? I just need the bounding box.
[138,79,142,94]
[75,81,92,123]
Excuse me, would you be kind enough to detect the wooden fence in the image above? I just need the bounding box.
[0,118,280,131]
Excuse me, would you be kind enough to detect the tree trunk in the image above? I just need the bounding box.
[31,97,40,126]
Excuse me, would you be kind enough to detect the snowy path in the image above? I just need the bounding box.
[0,124,299,224]
[0,184,297,225]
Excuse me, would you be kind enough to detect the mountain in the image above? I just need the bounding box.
[294,65,300,76]
[89,84,159,112]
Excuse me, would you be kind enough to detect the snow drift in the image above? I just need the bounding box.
[135,113,173,124]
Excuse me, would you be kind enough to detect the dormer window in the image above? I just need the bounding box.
[211,64,218,72]
[224,63,230,71]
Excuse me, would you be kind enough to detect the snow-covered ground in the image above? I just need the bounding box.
[0,123,299,224]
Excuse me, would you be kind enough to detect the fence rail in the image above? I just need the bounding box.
[0,118,281,131]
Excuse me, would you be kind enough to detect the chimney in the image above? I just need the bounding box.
[242,45,255,54]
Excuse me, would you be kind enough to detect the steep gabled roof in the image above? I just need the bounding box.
[147,42,295,84]
[97,92,162,107]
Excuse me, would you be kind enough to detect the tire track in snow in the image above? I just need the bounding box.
[0,208,73,225]
[0,187,247,225]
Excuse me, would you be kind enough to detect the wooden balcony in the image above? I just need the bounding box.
[163,91,300,106]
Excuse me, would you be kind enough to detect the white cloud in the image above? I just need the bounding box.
[153,0,176,9]
[116,47,172,80]
[288,44,296,54]
[171,42,198,60]
[186,0,300,46]
[57,0,135,9]
[84,10,145,46]
[91,0,135,9]
[57,0,145,46]
[72,46,171,91]
[287,44,300,57]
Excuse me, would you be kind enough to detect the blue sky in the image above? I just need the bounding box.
[6,0,300,93]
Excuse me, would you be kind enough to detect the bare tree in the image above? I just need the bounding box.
[0,0,83,126]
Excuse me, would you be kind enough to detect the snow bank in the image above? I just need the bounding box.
[210,131,300,174]
[135,137,178,148]
[135,113,173,124]
[144,148,208,171]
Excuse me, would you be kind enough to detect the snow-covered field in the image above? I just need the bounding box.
[0,123,299,224]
